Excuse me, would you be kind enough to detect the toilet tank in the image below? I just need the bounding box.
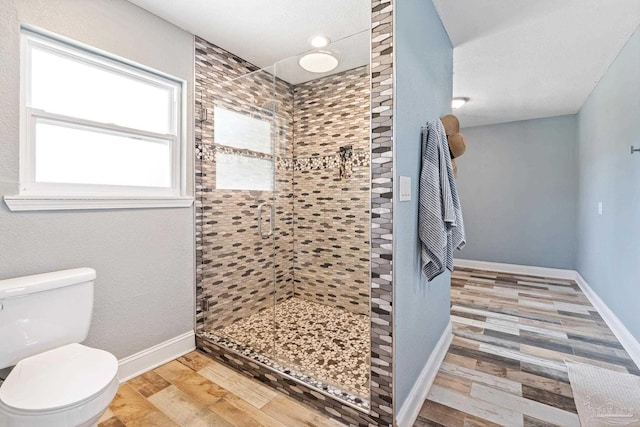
[0,268,96,370]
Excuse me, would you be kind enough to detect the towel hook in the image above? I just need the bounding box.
[631,146,640,155]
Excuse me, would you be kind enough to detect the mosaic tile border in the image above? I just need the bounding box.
[198,144,273,162]
[200,331,370,410]
[367,0,394,425]
[198,144,369,172]
[294,150,369,171]
[195,0,395,424]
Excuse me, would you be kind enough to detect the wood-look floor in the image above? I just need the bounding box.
[97,351,342,427]
[414,267,640,427]
[99,267,639,427]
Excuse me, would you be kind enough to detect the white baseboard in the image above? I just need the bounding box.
[574,273,640,370]
[117,331,195,382]
[396,322,452,427]
[453,258,576,280]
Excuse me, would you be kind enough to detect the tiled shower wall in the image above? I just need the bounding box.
[196,1,394,423]
[292,66,371,315]
[196,42,371,329]
[195,37,295,331]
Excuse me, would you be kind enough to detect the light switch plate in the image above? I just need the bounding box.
[399,176,411,202]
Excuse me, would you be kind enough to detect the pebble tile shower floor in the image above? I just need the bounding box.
[217,298,370,398]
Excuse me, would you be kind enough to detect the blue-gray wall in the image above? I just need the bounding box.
[456,115,578,269]
[576,26,640,341]
[394,0,453,410]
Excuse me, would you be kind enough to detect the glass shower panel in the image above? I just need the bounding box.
[271,35,372,399]
[198,65,281,358]
[196,28,371,400]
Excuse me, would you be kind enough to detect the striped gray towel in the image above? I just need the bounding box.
[419,119,466,280]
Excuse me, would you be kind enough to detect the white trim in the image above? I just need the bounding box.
[453,258,576,280]
[117,331,195,383]
[574,273,640,370]
[3,195,194,211]
[21,24,185,85]
[396,322,452,427]
[19,28,187,201]
[27,108,177,141]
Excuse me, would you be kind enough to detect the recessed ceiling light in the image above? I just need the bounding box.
[452,97,469,109]
[299,52,338,73]
[310,36,330,48]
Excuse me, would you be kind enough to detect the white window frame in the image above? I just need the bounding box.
[4,27,192,211]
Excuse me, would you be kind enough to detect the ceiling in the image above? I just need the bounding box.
[127,0,640,125]
[126,0,370,84]
[433,0,640,127]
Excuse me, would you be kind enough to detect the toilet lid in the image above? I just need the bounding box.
[0,343,118,411]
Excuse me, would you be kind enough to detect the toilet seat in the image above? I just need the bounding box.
[0,344,119,427]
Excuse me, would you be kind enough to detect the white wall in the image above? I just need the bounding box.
[0,0,195,358]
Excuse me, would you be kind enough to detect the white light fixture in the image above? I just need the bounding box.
[310,35,330,48]
[298,52,339,73]
[452,97,469,109]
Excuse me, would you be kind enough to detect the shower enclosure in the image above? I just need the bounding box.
[195,31,371,406]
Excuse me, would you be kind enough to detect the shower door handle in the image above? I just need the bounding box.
[257,202,274,239]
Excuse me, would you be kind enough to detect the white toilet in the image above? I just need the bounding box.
[0,268,119,427]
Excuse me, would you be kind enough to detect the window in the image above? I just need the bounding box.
[213,107,274,191]
[216,153,274,191]
[5,28,191,210]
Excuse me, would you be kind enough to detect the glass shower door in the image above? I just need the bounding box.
[197,50,371,399]
[268,49,372,399]
[198,66,281,359]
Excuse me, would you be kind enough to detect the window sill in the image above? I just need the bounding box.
[3,195,194,211]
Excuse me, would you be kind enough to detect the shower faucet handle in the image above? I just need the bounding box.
[257,202,274,239]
